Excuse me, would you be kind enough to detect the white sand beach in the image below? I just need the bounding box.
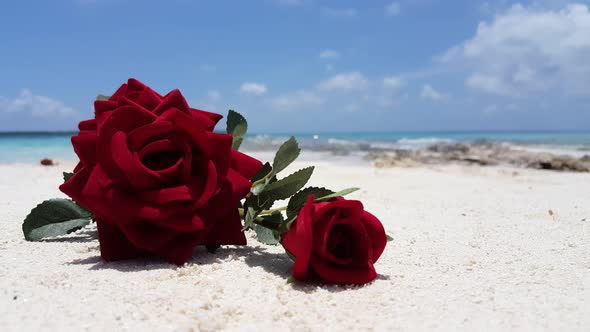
[1,157,589,331]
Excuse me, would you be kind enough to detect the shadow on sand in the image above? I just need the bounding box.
[63,232,389,292]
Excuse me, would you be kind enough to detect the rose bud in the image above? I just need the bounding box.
[60,79,262,265]
[282,196,387,285]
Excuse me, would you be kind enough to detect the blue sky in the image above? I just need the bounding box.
[1,0,589,132]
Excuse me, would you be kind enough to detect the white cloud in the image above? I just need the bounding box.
[421,84,445,100]
[321,7,357,17]
[466,72,514,96]
[268,90,323,111]
[385,2,401,16]
[440,3,590,96]
[319,49,340,59]
[383,76,405,90]
[207,90,221,101]
[0,89,76,117]
[240,82,268,96]
[317,72,368,91]
[363,94,396,108]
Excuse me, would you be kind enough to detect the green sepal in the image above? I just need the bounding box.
[255,211,284,231]
[96,95,110,101]
[63,172,74,183]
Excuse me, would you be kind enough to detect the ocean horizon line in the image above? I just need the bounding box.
[1,129,590,136]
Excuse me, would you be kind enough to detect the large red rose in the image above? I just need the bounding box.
[60,79,262,265]
[282,196,387,285]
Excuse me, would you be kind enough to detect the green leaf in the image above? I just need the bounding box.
[244,207,257,229]
[286,187,334,220]
[251,170,277,196]
[286,276,296,284]
[252,225,280,245]
[255,211,284,231]
[232,137,244,150]
[260,167,314,201]
[63,172,74,183]
[244,196,267,216]
[96,94,110,101]
[27,219,91,242]
[23,199,92,241]
[314,187,360,202]
[226,110,248,150]
[251,162,272,182]
[386,233,394,242]
[251,183,266,196]
[272,137,300,175]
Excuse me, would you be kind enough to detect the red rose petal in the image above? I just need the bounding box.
[230,150,264,180]
[199,184,247,246]
[138,139,183,175]
[225,168,254,201]
[59,166,92,209]
[126,78,150,96]
[94,100,118,116]
[361,211,387,262]
[71,131,98,167]
[118,222,182,254]
[158,109,211,155]
[192,160,218,209]
[313,199,364,225]
[138,182,200,205]
[153,89,190,115]
[309,256,377,285]
[99,106,156,139]
[126,121,175,151]
[110,131,161,189]
[97,219,148,261]
[207,132,233,185]
[189,108,223,129]
[282,195,315,281]
[78,119,97,131]
[109,83,128,101]
[80,165,179,222]
[135,87,163,111]
[149,211,206,233]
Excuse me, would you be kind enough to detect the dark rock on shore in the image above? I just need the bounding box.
[528,157,589,172]
[40,158,55,166]
[367,142,590,172]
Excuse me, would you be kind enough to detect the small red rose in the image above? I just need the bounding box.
[60,79,262,265]
[282,196,387,285]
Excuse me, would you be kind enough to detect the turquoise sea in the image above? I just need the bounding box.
[1,131,589,163]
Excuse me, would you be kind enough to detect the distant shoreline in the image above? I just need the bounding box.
[1,129,590,135]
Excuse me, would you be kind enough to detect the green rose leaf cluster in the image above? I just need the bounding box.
[228,111,361,245]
